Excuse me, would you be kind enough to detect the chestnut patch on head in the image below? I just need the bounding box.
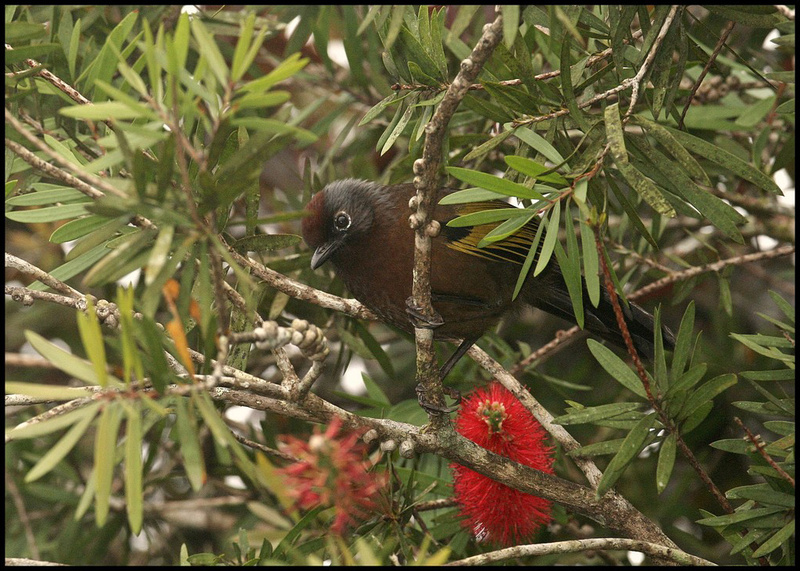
[301,192,326,248]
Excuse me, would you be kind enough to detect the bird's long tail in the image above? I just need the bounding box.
[522,271,674,359]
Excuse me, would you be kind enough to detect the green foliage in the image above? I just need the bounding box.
[5,5,794,566]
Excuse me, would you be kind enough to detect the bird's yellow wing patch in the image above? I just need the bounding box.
[442,202,542,266]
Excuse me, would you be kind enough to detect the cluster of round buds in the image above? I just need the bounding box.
[253,319,329,362]
[680,74,745,104]
[93,299,120,328]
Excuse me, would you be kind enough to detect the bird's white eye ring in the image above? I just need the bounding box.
[333,210,351,231]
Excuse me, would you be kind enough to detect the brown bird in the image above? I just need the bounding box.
[302,179,674,378]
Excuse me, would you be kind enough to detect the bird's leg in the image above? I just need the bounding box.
[405,296,445,329]
[406,296,453,412]
[430,337,478,409]
[415,338,478,413]
[439,337,478,380]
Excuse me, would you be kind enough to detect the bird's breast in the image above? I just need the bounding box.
[332,218,517,340]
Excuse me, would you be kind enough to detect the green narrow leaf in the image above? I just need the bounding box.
[144,224,175,286]
[447,167,545,200]
[124,401,144,534]
[587,339,647,398]
[652,306,667,389]
[669,301,695,382]
[50,215,125,244]
[447,207,530,228]
[25,331,106,385]
[43,134,85,166]
[192,391,234,447]
[504,155,569,186]
[718,273,733,316]
[77,297,108,387]
[381,100,415,155]
[83,229,154,287]
[768,290,794,322]
[513,127,568,168]
[704,6,784,28]
[533,200,560,276]
[428,7,448,78]
[727,484,795,508]
[478,211,538,245]
[117,286,143,385]
[77,11,139,95]
[512,216,546,300]
[751,519,795,558]
[656,433,676,494]
[556,208,584,328]
[6,400,100,439]
[615,160,677,218]
[606,103,676,217]
[59,101,148,120]
[67,17,82,78]
[463,128,514,162]
[359,372,392,406]
[374,100,405,154]
[605,176,659,249]
[630,115,709,185]
[190,18,229,86]
[665,127,782,194]
[231,12,255,82]
[94,404,123,525]
[679,374,737,421]
[176,397,206,491]
[352,320,395,379]
[554,402,642,425]
[560,37,591,133]
[242,52,309,94]
[669,363,708,395]
[681,401,714,434]
[597,412,657,497]
[6,203,90,223]
[24,405,98,483]
[579,219,600,307]
[630,138,744,242]
[568,439,626,457]
[502,5,519,49]
[6,187,87,206]
[359,93,399,127]
[696,507,783,527]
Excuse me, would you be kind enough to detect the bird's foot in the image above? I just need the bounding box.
[415,383,460,414]
[444,385,462,406]
[405,297,444,330]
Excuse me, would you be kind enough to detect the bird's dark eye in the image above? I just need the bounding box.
[333,210,351,231]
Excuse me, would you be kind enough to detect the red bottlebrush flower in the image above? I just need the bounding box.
[277,416,385,534]
[451,382,554,546]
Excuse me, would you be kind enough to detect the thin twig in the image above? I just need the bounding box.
[593,224,738,522]
[734,417,795,488]
[625,5,681,119]
[633,245,795,300]
[448,537,714,567]
[5,253,82,298]
[410,8,505,420]
[678,19,736,129]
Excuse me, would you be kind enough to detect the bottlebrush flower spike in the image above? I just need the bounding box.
[277,416,385,534]
[451,382,554,546]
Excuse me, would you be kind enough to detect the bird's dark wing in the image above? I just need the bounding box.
[440,201,542,267]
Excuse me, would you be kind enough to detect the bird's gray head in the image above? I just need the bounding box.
[301,179,386,269]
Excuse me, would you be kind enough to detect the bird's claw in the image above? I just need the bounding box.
[415,383,460,414]
[405,297,444,330]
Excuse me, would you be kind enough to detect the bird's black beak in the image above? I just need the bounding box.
[310,239,342,270]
